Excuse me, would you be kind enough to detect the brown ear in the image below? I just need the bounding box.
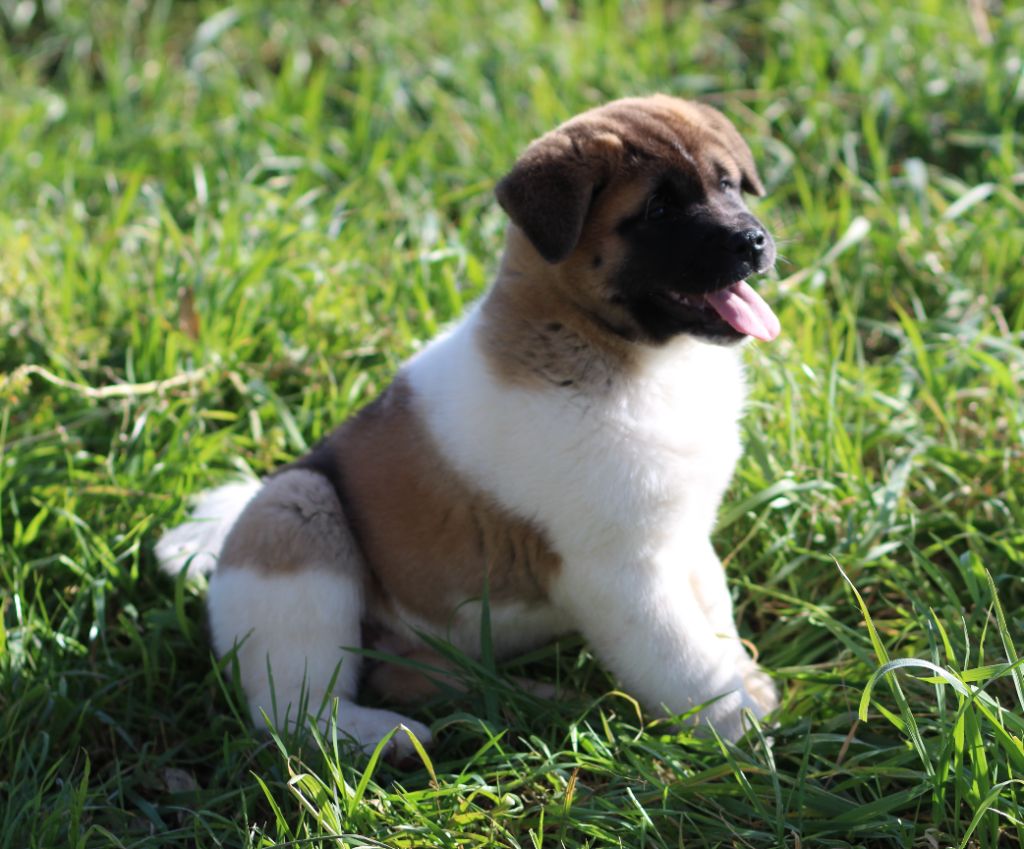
[495,130,621,264]
[693,103,766,197]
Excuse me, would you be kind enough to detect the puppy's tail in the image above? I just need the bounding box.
[154,478,263,578]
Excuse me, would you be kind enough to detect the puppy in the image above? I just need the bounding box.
[156,95,781,759]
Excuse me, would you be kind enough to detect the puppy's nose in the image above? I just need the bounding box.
[729,228,768,260]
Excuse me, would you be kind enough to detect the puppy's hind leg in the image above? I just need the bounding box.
[207,469,431,759]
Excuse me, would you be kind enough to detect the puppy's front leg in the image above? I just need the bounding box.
[551,547,771,741]
[688,542,778,718]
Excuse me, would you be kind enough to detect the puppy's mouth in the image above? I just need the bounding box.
[657,280,780,342]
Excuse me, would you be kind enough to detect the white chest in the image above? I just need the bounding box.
[406,309,747,559]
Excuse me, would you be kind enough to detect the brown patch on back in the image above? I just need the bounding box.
[320,377,562,626]
[217,468,361,574]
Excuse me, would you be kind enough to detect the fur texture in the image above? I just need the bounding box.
[156,95,780,756]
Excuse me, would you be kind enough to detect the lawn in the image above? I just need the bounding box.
[1,0,1023,846]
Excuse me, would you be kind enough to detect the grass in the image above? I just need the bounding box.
[1,0,1023,845]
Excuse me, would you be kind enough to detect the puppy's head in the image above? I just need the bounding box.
[495,95,779,345]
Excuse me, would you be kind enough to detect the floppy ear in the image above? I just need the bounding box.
[495,130,620,264]
[692,103,766,197]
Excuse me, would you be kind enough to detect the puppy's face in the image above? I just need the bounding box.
[496,95,779,345]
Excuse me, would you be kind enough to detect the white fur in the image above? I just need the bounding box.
[157,471,433,757]
[404,305,772,738]
[207,567,431,758]
[407,306,745,550]
[155,479,262,578]
[157,302,772,748]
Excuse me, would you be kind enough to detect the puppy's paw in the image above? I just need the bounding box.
[327,704,433,765]
[698,666,778,742]
[741,663,779,717]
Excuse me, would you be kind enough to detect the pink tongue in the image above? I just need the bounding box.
[703,281,780,342]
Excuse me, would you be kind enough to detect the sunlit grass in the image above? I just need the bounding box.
[1,0,1022,846]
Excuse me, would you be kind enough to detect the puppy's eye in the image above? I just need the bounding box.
[719,177,736,192]
[644,195,669,221]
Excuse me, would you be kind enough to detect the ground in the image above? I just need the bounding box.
[1,0,1023,846]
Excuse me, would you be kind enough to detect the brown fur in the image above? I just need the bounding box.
[495,96,762,265]
[220,94,764,627]
[217,468,359,575]
[486,94,764,387]
[477,238,632,391]
[324,377,562,626]
[160,95,778,745]
[480,172,654,388]
[357,97,767,700]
